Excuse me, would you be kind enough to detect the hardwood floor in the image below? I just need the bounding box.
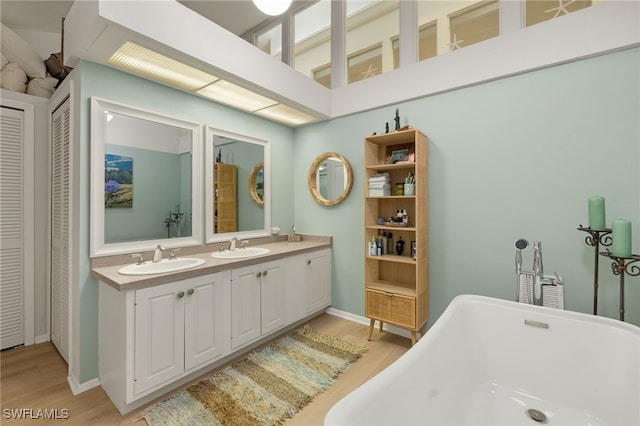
[1,314,410,425]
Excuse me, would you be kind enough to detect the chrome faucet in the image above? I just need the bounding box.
[532,241,544,306]
[153,244,165,262]
[169,248,181,260]
[229,236,239,251]
[515,239,563,307]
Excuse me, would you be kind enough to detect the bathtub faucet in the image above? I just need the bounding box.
[532,241,544,306]
[515,239,563,306]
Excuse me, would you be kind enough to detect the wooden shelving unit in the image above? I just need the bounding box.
[213,163,237,233]
[364,128,428,345]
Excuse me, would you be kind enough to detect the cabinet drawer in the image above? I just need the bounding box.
[366,289,415,329]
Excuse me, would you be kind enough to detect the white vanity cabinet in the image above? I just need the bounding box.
[133,273,229,394]
[231,259,285,350]
[284,248,332,323]
[96,243,332,414]
[305,248,331,314]
[99,271,230,412]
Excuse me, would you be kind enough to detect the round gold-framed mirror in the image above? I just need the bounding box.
[308,152,353,206]
[248,162,264,206]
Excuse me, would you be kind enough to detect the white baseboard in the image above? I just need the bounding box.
[325,307,414,340]
[67,372,100,396]
[34,334,49,345]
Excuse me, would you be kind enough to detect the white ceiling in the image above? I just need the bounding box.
[0,0,280,37]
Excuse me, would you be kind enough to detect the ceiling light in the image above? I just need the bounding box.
[108,41,319,127]
[197,80,278,112]
[253,0,292,16]
[254,103,317,126]
[108,42,218,91]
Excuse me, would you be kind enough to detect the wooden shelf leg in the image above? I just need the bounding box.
[379,321,383,332]
[410,331,417,346]
[368,318,375,341]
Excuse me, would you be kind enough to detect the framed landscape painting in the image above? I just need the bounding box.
[105,153,133,208]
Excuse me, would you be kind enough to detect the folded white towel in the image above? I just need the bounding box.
[369,176,390,183]
[369,183,391,189]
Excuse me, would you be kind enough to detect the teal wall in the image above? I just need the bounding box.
[294,47,640,328]
[76,47,639,384]
[105,145,186,242]
[78,61,294,382]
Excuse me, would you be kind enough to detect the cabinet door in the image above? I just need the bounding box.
[50,98,71,362]
[283,254,306,324]
[366,289,416,329]
[260,260,285,335]
[231,265,261,349]
[305,249,331,314]
[184,273,227,371]
[134,281,185,394]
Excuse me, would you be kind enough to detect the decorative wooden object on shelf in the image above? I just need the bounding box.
[364,128,428,345]
[213,163,237,233]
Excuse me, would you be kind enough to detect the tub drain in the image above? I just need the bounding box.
[527,408,547,423]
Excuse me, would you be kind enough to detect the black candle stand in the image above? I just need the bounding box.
[163,217,176,238]
[599,249,640,321]
[577,226,612,315]
[172,212,184,237]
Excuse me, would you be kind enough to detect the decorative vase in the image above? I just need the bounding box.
[403,183,415,196]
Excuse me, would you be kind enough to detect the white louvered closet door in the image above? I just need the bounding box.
[0,107,25,350]
[50,99,70,363]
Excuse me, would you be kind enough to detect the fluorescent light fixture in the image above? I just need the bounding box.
[197,80,278,112]
[108,42,218,91]
[254,103,316,126]
[253,0,292,16]
[108,41,319,126]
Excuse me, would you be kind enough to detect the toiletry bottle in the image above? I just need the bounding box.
[395,236,405,255]
[381,231,388,255]
[402,209,408,224]
[369,236,377,256]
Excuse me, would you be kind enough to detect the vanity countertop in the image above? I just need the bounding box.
[91,235,331,291]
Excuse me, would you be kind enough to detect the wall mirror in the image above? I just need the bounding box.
[205,127,270,243]
[308,152,353,206]
[90,97,202,257]
[249,162,265,206]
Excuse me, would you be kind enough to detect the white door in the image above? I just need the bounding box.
[260,260,285,335]
[230,265,261,349]
[184,273,226,371]
[326,158,345,201]
[134,281,185,395]
[0,107,25,349]
[50,99,71,362]
[305,249,331,314]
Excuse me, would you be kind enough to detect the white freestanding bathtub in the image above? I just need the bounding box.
[325,295,640,426]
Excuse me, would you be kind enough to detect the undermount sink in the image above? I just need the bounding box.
[211,247,271,259]
[118,257,206,276]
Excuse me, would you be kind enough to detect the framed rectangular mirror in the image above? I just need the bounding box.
[205,126,271,243]
[90,97,202,257]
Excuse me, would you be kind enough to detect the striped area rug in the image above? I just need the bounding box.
[139,325,367,426]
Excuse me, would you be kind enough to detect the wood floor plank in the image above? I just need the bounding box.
[0,314,409,425]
